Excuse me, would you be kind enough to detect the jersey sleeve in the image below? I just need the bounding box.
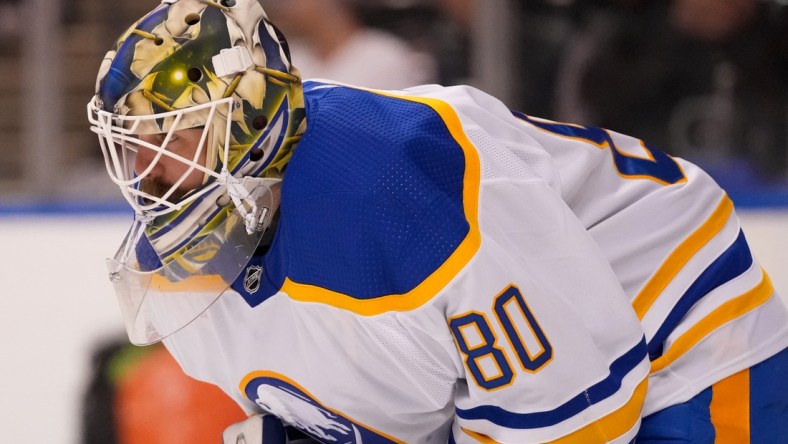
[441,177,649,443]
[515,114,788,415]
[401,85,652,443]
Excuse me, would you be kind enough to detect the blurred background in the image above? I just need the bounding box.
[0,0,786,442]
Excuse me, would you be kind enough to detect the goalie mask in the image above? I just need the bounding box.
[87,0,305,345]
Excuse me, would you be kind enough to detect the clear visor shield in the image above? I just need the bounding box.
[107,179,276,345]
[87,96,234,218]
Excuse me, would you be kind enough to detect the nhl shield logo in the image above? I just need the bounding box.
[244,265,263,294]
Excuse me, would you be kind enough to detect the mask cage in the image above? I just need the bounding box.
[87,96,235,219]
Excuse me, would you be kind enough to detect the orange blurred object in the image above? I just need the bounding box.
[114,346,247,444]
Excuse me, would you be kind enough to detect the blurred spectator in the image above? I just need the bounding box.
[81,339,246,444]
[511,0,579,118]
[553,0,788,180]
[262,0,437,89]
[670,0,757,42]
[0,0,21,54]
[432,0,473,84]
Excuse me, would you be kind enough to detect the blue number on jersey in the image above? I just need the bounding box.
[450,285,553,390]
[494,285,553,372]
[513,111,686,186]
[449,312,515,391]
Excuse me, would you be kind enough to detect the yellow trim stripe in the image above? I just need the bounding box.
[462,427,499,443]
[710,369,751,444]
[239,370,405,443]
[651,272,773,373]
[460,378,648,444]
[547,377,647,444]
[281,92,482,316]
[632,195,734,319]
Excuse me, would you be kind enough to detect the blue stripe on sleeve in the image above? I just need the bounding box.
[648,230,754,360]
[455,337,647,429]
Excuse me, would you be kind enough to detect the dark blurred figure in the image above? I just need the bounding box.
[554,0,788,182]
[513,1,582,118]
[0,0,20,55]
[81,339,247,444]
[430,0,474,85]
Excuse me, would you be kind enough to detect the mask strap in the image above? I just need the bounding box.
[118,214,155,265]
[218,169,261,235]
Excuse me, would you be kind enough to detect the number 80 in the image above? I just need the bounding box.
[449,285,553,391]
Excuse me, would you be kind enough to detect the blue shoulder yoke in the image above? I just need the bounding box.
[233,83,471,307]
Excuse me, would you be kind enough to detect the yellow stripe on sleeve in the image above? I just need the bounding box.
[547,377,648,444]
[632,195,734,319]
[461,427,500,443]
[650,271,774,374]
[460,378,648,444]
[710,369,751,444]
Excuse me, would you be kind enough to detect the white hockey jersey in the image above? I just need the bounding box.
[162,81,788,443]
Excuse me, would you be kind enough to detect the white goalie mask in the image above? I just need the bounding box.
[87,0,305,344]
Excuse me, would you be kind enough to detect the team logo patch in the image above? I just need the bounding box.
[244,265,263,294]
[242,372,400,443]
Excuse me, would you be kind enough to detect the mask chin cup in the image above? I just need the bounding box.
[108,178,278,345]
